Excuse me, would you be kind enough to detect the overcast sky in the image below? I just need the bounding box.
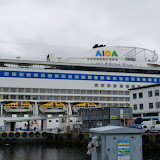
[0,0,160,60]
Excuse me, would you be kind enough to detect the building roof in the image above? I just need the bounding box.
[89,125,144,134]
[128,83,160,91]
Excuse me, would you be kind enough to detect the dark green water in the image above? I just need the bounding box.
[0,144,90,160]
[0,143,158,160]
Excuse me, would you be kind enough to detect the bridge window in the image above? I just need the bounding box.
[12,72,17,76]
[4,72,9,76]
[34,73,38,77]
[68,75,72,79]
[26,73,31,77]
[75,75,79,79]
[41,74,45,77]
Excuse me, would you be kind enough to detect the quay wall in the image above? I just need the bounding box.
[0,131,160,151]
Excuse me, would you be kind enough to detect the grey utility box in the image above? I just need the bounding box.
[89,125,144,160]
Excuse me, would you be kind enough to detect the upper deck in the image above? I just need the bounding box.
[0,46,160,74]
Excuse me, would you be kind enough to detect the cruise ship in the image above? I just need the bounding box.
[0,44,160,127]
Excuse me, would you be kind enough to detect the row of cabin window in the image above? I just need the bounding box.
[1,87,129,95]
[95,84,140,88]
[3,71,160,82]
[133,102,160,110]
[2,95,130,101]
[133,90,160,99]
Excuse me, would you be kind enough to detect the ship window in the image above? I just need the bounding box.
[125,77,129,81]
[3,95,8,99]
[61,89,66,93]
[119,77,123,81]
[139,92,143,98]
[4,72,9,76]
[101,84,104,87]
[149,103,153,109]
[34,73,38,77]
[81,90,86,94]
[33,88,38,93]
[26,96,31,100]
[54,96,59,100]
[155,90,159,96]
[148,78,152,82]
[56,120,59,122]
[81,75,86,79]
[40,96,45,100]
[139,104,143,110]
[87,90,92,94]
[54,89,59,93]
[11,88,17,92]
[47,89,53,93]
[113,84,117,88]
[154,78,157,82]
[148,91,152,97]
[131,77,135,81]
[49,120,52,122]
[18,88,24,92]
[40,89,46,93]
[137,78,140,81]
[26,73,31,77]
[12,72,17,76]
[132,85,135,88]
[142,78,146,81]
[19,72,24,77]
[74,90,80,94]
[61,74,66,78]
[133,104,137,110]
[88,76,92,79]
[68,96,73,100]
[113,77,117,80]
[55,74,59,78]
[18,95,24,99]
[106,76,111,80]
[126,85,129,88]
[26,88,31,93]
[47,96,52,100]
[3,88,9,92]
[48,74,52,78]
[94,76,98,80]
[67,90,72,94]
[107,84,111,87]
[94,84,98,87]
[68,75,72,79]
[100,76,104,80]
[75,75,79,79]
[120,85,123,88]
[61,96,66,100]
[41,74,45,77]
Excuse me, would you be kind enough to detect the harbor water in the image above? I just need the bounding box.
[0,143,159,160]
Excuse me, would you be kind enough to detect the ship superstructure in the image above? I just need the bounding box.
[0,45,159,121]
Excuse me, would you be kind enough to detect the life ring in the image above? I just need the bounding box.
[2,132,7,138]
[4,138,10,144]
[15,132,20,137]
[142,135,149,143]
[35,132,40,137]
[29,132,34,137]
[11,138,17,144]
[9,132,14,137]
[42,132,47,137]
[22,132,27,137]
